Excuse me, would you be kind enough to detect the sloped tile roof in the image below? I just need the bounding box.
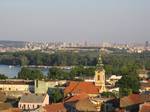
[19,93,47,103]
[120,94,150,108]
[65,92,89,102]
[44,103,67,112]
[139,103,150,112]
[3,108,21,112]
[64,81,100,95]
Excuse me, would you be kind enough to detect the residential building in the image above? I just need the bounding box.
[18,93,49,110]
[0,79,34,92]
[120,94,150,112]
[139,102,150,112]
[106,75,122,86]
[140,80,150,92]
[44,103,67,112]
[34,80,66,94]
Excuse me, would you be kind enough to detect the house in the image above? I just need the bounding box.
[106,75,122,86]
[139,102,150,112]
[34,80,66,94]
[138,69,149,79]
[0,79,34,92]
[44,103,67,112]
[140,80,150,92]
[65,93,99,112]
[120,94,150,112]
[18,93,49,110]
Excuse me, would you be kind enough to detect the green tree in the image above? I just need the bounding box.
[49,88,63,103]
[47,67,69,80]
[118,75,140,97]
[18,67,44,80]
[0,74,8,79]
[20,56,29,66]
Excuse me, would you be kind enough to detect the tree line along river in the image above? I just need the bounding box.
[0,65,49,78]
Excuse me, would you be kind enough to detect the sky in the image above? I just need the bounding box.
[0,0,150,43]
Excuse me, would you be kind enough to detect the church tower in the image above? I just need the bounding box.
[94,50,106,92]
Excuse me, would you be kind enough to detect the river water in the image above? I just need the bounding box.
[0,65,49,78]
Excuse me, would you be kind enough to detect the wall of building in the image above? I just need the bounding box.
[0,84,34,92]
[19,102,42,110]
[18,94,49,110]
[35,80,66,94]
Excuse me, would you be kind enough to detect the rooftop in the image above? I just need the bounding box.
[44,103,67,112]
[139,103,150,112]
[0,80,34,85]
[120,94,150,108]
[65,92,89,102]
[64,81,100,95]
[19,93,47,103]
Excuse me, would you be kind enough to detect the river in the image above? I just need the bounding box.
[0,65,49,78]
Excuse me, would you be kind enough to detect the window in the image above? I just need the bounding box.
[23,104,25,109]
[97,75,100,80]
[37,105,40,108]
[28,105,29,109]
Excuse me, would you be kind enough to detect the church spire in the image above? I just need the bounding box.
[96,50,104,69]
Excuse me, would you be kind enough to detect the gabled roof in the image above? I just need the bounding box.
[64,81,100,95]
[19,93,47,103]
[75,97,98,112]
[65,92,89,102]
[120,94,150,108]
[3,108,21,112]
[44,103,67,112]
[139,103,150,112]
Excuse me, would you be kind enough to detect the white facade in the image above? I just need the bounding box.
[19,94,49,110]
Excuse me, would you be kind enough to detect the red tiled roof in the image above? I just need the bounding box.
[3,108,21,112]
[64,81,100,95]
[120,94,143,108]
[44,103,67,112]
[65,92,89,102]
[139,103,150,112]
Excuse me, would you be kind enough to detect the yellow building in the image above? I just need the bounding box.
[94,51,106,92]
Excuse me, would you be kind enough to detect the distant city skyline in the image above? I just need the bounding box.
[0,0,150,43]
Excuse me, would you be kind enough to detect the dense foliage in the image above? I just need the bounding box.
[0,74,8,79]
[47,67,69,80]
[18,67,44,80]
[0,51,97,66]
[0,49,150,78]
[17,66,95,80]
[47,66,95,80]
[117,69,140,97]
[49,88,63,103]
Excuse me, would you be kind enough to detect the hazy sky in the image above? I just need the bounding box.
[0,0,150,43]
